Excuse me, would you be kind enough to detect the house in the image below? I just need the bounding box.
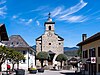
[0,24,9,71]
[0,24,8,42]
[36,13,64,67]
[2,35,35,70]
[77,33,100,75]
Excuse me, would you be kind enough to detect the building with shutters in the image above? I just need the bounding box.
[2,35,35,70]
[77,32,100,75]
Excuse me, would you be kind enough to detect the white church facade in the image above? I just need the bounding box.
[36,13,64,66]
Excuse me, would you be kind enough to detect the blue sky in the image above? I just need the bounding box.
[0,0,100,47]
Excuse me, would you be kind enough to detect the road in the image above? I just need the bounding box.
[27,70,81,75]
[0,69,82,75]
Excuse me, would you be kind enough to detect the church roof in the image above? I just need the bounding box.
[44,12,55,25]
[36,35,42,41]
[44,22,55,24]
[36,33,64,41]
[55,34,64,41]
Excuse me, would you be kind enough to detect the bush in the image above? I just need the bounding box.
[36,51,50,67]
[30,68,37,70]
[56,54,67,69]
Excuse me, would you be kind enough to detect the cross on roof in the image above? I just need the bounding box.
[48,12,51,18]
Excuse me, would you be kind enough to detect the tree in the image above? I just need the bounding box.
[0,46,25,71]
[0,46,11,71]
[56,54,67,69]
[77,49,82,57]
[8,49,25,70]
[36,51,49,68]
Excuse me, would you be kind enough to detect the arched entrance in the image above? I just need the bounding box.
[48,50,55,65]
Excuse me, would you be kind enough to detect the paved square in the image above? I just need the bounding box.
[27,70,75,75]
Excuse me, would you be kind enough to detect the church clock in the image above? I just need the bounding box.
[47,32,52,37]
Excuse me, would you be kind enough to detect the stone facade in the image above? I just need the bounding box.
[36,14,64,66]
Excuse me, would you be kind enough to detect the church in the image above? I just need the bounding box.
[36,13,64,66]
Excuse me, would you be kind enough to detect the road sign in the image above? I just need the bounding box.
[91,57,96,63]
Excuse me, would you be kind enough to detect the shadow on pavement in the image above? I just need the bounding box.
[60,72,82,75]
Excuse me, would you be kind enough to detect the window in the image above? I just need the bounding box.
[92,48,96,57]
[23,59,26,63]
[59,43,61,45]
[16,42,19,45]
[89,49,91,57]
[83,50,88,58]
[9,59,11,62]
[89,48,96,57]
[23,51,26,54]
[98,64,100,72]
[98,47,100,57]
[84,64,88,71]
[85,50,88,58]
[11,42,13,45]
[49,43,51,45]
[83,51,85,58]
[30,50,33,54]
[49,26,51,30]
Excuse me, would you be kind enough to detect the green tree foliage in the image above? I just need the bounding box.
[8,48,25,70]
[36,51,49,67]
[0,46,10,71]
[77,49,82,57]
[56,54,67,68]
[0,46,25,71]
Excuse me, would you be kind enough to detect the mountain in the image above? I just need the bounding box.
[32,45,79,56]
[64,47,79,56]
[32,45,36,50]
[64,47,78,51]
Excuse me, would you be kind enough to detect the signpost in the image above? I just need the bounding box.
[91,57,96,63]
[91,57,96,75]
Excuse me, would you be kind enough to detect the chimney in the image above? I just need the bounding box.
[82,34,87,41]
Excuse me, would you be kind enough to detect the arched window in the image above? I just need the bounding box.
[49,26,51,30]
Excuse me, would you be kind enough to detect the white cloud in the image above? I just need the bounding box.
[51,6,63,17]
[0,6,7,17]
[36,20,40,26]
[57,15,87,23]
[42,0,88,23]
[66,16,86,23]
[19,18,33,25]
[0,0,6,5]
[19,18,26,22]
[59,0,87,19]
[0,0,7,18]
[30,6,48,12]
[49,0,88,23]
[12,15,18,19]
[26,19,33,25]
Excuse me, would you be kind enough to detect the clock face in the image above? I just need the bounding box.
[47,32,52,37]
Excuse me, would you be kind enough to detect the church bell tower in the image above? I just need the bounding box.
[44,13,55,36]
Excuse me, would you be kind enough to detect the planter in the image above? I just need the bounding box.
[38,68,44,73]
[16,69,25,75]
[29,70,37,74]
